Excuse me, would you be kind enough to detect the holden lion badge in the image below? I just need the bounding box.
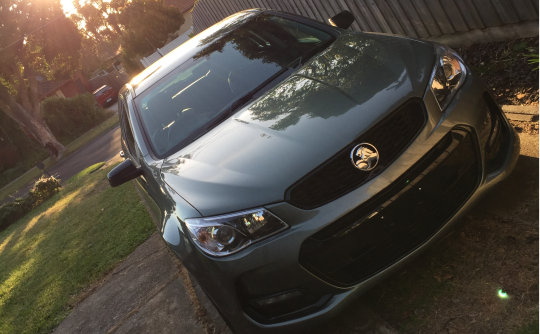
[350,143,379,171]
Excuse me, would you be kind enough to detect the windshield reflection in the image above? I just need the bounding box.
[248,35,405,131]
[135,13,332,157]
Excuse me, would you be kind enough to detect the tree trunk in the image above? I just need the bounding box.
[23,64,41,118]
[0,83,65,160]
[90,28,115,59]
[106,12,123,37]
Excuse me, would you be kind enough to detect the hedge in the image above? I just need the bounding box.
[0,176,62,231]
[42,92,109,143]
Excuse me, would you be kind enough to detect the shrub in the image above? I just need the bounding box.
[0,196,35,231]
[42,92,109,143]
[29,176,62,207]
[0,176,61,231]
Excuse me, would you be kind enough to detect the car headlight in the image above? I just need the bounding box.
[430,44,467,111]
[184,208,288,257]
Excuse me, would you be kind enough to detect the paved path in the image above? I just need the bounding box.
[53,232,226,334]
[1,125,121,204]
[105,101,119,113]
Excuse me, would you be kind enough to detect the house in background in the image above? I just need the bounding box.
[37,71,93,101]
[139,0,196,68]
[163,0,195,36]
[96,44,124,75]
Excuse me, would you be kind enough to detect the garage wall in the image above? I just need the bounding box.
[191,0,538,44]
[58,82,79,98]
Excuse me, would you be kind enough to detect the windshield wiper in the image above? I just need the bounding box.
[296,38,335,67]
[192,65,294,142]
[205,92,255,130]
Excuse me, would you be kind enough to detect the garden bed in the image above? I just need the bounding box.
[457,37,539,106]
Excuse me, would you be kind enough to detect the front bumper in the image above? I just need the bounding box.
[167,72,520,334]
[97,93,118,106]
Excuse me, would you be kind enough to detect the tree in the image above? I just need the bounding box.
[0,0,82,159]
[71,1,116,57]
[96,0,123,37]
[118,0,185,56]
[72,0,124,38]
[80,37,105,78]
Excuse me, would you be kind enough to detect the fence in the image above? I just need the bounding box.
[191,0,538,41]
[140,27,194,68]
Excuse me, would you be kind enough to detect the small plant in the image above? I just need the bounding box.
[525,54,539,70]
[29,176,62,207]
[0,176,61,230]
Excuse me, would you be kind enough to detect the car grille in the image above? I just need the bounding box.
[299,129,480,287]
[286,99,427,209]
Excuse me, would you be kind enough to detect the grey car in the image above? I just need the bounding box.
[108,8,520,334]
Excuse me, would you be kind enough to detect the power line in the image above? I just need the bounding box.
[0,8,79,53]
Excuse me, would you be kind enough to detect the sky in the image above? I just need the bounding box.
[60,0,76,15]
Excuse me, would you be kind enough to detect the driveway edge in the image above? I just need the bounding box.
[133,182,232,334]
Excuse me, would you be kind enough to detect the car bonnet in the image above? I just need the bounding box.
[160,32,434,217]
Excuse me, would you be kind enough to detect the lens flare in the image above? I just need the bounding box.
[498,289,508,299]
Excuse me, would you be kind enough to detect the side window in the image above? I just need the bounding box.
[120,99,137,158]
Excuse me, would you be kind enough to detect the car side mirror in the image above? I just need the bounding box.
[108,159,143,187]
[328,10,355,30]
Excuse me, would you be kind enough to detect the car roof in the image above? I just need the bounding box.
[92,85,109,94]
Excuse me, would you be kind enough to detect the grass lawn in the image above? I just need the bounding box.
[0,162,155,334]
[0,115,119,202]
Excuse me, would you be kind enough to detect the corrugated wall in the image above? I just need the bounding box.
[191,0,539,39]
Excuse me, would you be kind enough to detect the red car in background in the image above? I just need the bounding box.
[93,85,118,107]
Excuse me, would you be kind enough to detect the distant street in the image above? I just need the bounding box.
[105,101,119,113]
[51,125,122,184]
[1,124,122,205]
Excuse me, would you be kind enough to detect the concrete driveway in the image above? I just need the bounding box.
[105,101,119,114]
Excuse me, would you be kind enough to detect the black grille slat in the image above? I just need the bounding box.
[299,130,480,287]
[286,99,427,209]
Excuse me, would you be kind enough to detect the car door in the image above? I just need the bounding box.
[118,93,163,225]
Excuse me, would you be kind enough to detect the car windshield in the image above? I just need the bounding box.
[94,86,109,97]
[135,13,333,157]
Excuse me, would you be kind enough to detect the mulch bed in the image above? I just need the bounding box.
[456,38,539,106]
[510,119,539,135]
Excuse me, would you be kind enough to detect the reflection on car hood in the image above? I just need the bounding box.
[161,32,434,217]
